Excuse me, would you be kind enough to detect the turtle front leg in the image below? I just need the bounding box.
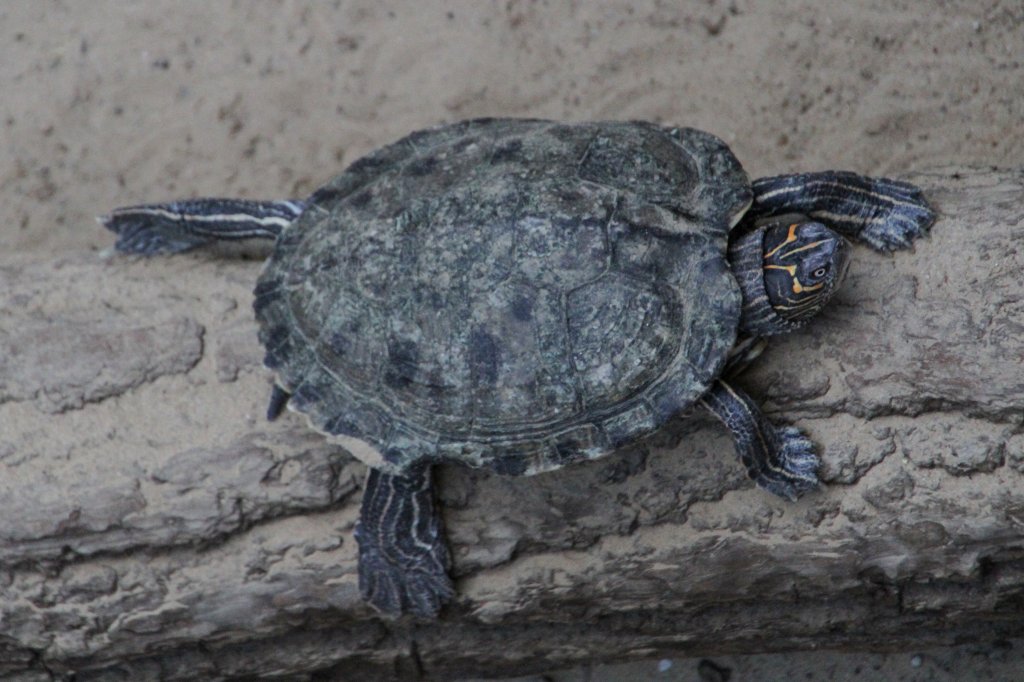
[700,379,819,501]
[99,198,305,255]
[355,464,454,618]
[750,171,936,251]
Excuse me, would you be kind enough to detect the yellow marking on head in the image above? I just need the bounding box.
[765,264,824,294]
[764,223,800,259]
[792,280,824,294]
[779,239,828,260]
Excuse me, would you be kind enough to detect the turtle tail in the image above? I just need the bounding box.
[98,198,306,256]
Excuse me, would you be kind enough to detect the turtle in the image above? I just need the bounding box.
[100,118,935,618]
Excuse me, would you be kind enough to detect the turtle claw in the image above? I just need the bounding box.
[404,565,456,617]
[356,533,454,619]
[753,424,821,501]
[99,211,209,256]
[856,177,937,252]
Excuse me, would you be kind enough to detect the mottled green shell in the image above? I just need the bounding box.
[255,119,752,476]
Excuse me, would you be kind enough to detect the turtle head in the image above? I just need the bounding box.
[731,215,851,336]
[762,219,851,323]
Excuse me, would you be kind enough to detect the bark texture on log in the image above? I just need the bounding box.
[1,168,1022,681]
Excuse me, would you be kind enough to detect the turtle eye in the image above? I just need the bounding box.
[812,266,828,279]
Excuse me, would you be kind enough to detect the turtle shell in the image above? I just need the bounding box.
[254,119,752,476]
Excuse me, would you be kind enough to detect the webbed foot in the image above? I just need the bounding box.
[755,425,820,501]
[99,208,212,255]
[356,465,453,618]
[701,379,820,501]
[841,175,936,251]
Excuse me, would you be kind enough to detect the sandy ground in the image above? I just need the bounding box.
[2,0,1023,679]
[2,0,1021,256]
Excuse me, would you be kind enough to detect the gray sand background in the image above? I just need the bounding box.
[3,1,1021,256]
[2,1,1022,680]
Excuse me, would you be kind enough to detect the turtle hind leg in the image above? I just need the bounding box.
[700,379,819,501]
[355,464,454,618]
[749,171,936,252]
[99,198,305,256]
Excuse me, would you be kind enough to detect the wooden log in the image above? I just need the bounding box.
[1,167,1022,680]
